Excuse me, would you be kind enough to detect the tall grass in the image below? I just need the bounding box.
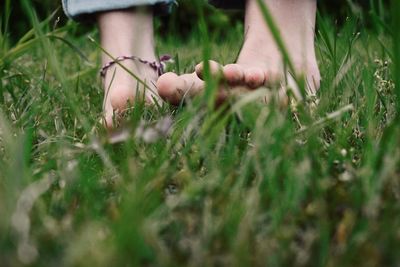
[1,0,399,266]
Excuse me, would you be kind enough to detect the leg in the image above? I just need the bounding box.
[219,0,320,93]
[158,0,320,104]
[98,8,159,128]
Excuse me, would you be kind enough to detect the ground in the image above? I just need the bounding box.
[1,4,400,267]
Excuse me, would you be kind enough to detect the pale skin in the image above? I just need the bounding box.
[98,0,321,128]
[98,8,159,128]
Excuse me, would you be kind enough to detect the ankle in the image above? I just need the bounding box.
[98,8,156,63]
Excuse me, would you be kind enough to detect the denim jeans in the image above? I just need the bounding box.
[62,0,244,20]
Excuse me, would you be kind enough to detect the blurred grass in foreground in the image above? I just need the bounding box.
[1,0,400,266]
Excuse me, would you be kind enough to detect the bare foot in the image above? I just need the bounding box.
[98,8,160,129]
[157,0,321,106]
[195,47,320,103]
[156,72,204,105]
[102,59,160,128]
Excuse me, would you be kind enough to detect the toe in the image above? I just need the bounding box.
[244,67,266,89]
[103,113,115,130]
[195,60,223,80]
[103,100,116,129]
[215,87,229,107]
[223,64,245,86]
[179,73,205,97]
[157,72,205,105]
[157,72,183,105]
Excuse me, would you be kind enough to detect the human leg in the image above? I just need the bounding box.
[62,0,174,128]
[158,0,320,105]
[97,8,159,128]
[215,0,321,94]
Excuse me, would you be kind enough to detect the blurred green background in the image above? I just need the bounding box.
[6,0,389,43]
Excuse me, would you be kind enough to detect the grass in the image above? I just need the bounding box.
[1,1,400,266]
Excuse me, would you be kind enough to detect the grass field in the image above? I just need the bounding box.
[1,1,400,266]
